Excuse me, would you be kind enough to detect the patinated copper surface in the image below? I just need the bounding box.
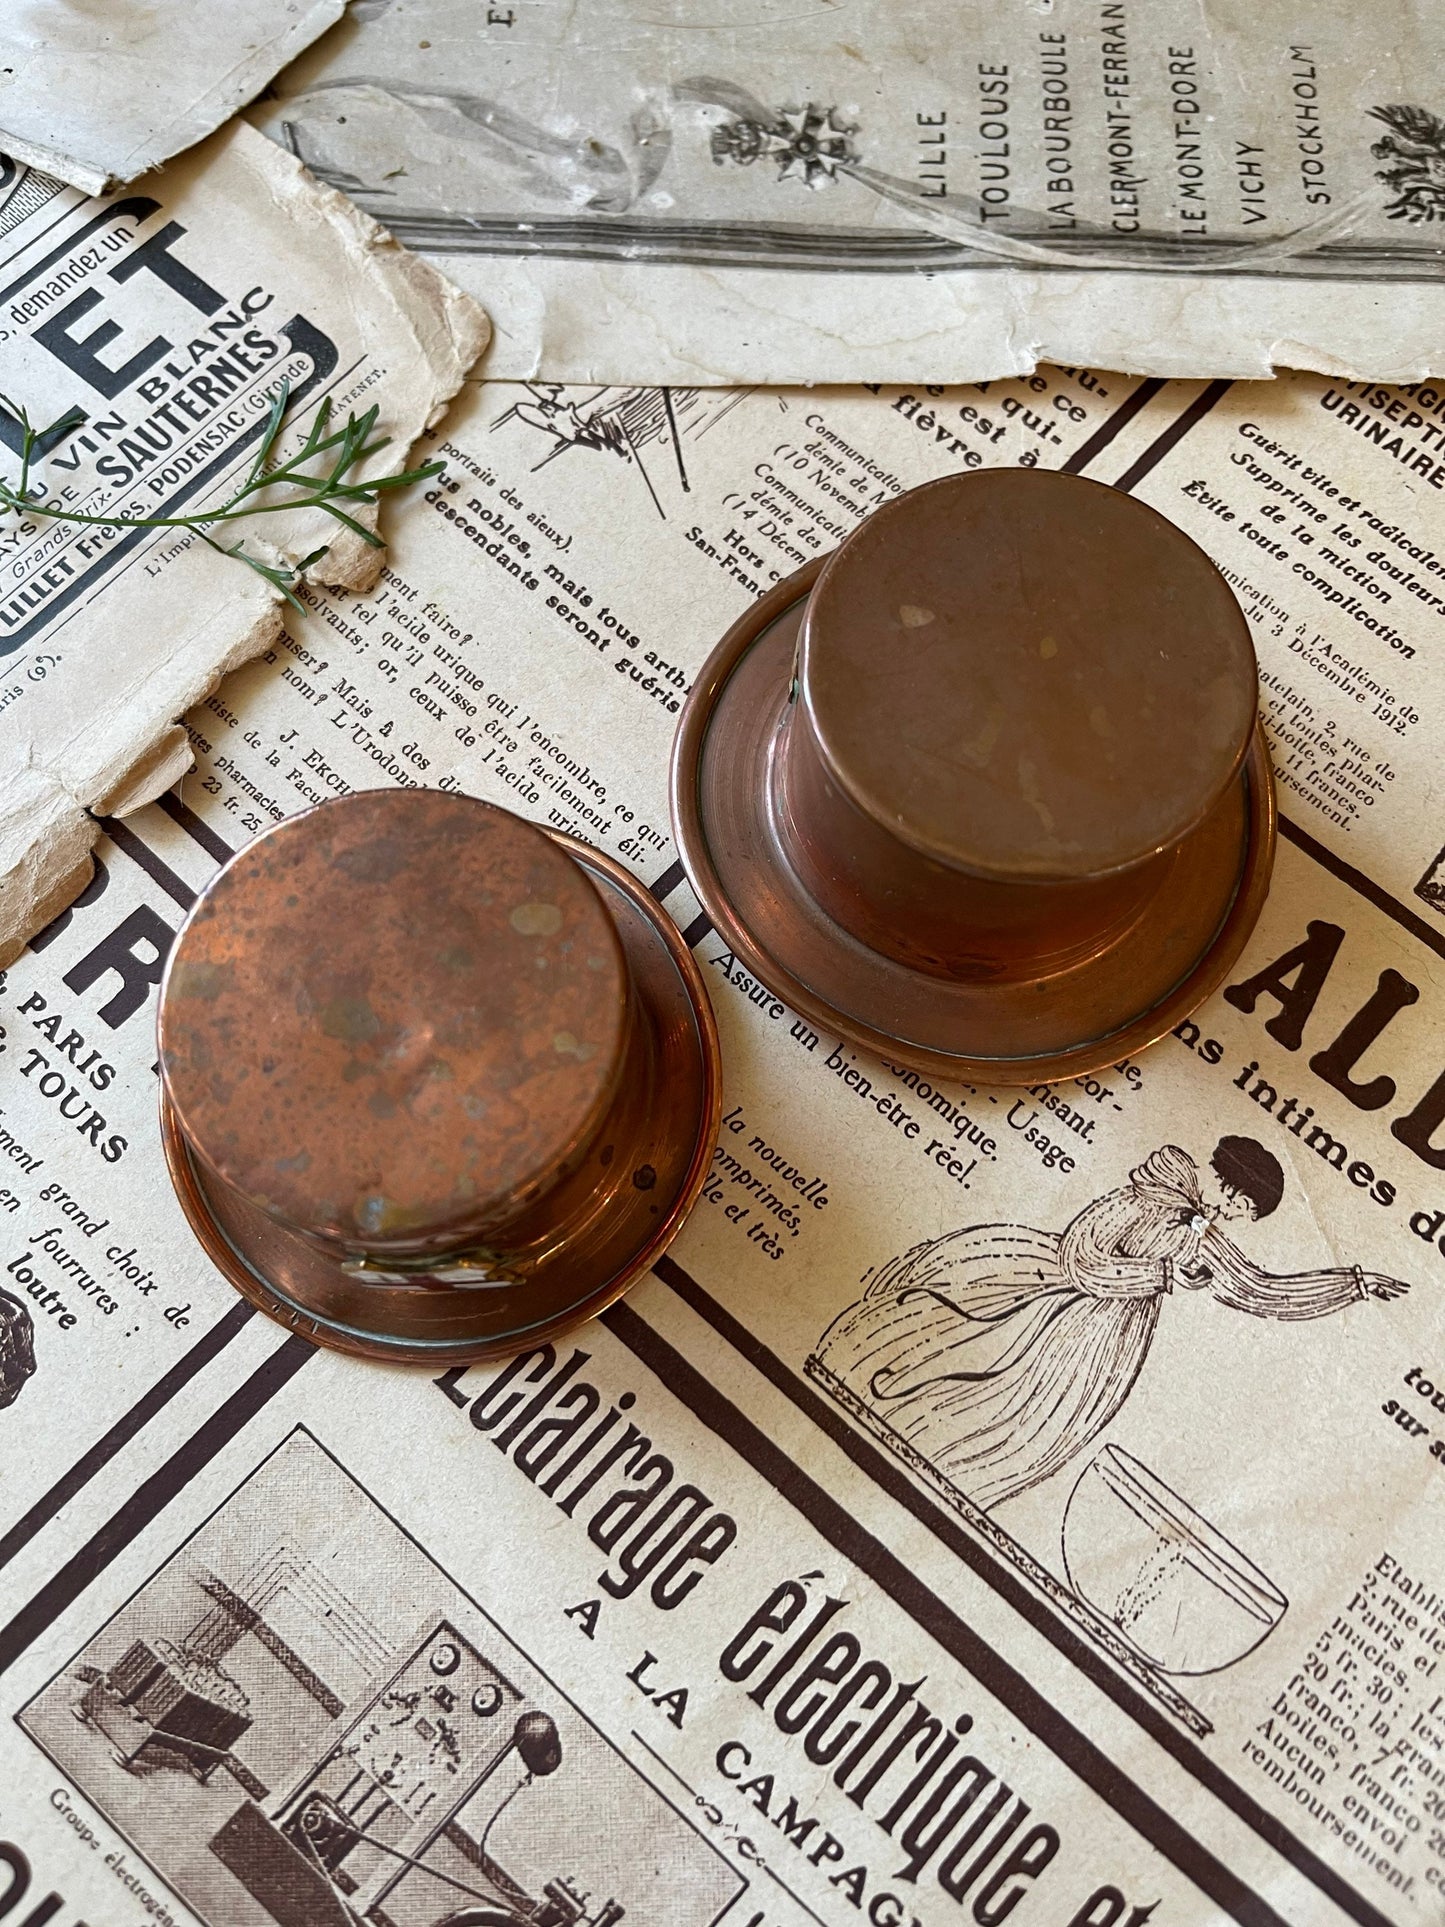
[159,791,720,1361]
[671,470,1276,1083]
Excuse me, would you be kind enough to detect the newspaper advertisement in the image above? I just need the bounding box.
[0,120,489,967]
[0,0,346,195]
[0,363,1443,1927]
[252,0,1445,387]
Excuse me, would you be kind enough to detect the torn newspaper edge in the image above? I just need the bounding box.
[256,0,1445,383]
[0,0,346,196]
[0,118,489,967]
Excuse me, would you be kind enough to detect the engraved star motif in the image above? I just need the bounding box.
[770,104,858,189]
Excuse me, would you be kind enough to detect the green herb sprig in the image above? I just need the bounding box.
[0,379,443,613]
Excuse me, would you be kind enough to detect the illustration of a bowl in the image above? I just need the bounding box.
[1061,1446,1287,1676]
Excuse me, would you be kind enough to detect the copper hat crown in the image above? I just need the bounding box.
[159,789,720,1361]
[671,467,1275,1082]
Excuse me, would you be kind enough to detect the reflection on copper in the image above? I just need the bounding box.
[158,791,720,1362]
[671,469,1276,1082]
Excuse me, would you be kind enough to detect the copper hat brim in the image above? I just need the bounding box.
[161,831,721,1363]
[671,563,1277,1086]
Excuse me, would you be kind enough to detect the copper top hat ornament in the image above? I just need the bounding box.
[158,790,720,1362]
[671,468,1275,1083]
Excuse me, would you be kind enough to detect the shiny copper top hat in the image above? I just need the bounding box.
[158,790,720,1362]
[671,468,1275,1083]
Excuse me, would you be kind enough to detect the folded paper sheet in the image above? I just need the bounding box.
[256,0,1445,384]
[0,0,348,195]
[0,119,489,967]
[0,365,1443,1926]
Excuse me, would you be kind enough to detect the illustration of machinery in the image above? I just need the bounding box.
[76,1632,255,1785]
[72,1550,625,1927]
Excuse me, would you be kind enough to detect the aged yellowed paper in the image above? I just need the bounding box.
[0,120,489,968]
[0,0,346,195]
[0,365,1441,1925]
[256,0,1445,385]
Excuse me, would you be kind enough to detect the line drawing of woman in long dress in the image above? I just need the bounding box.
[812,1137,1408,1513]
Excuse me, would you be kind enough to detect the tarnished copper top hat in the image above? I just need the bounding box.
[159,789,720,1362]
[671,468,1275,1083]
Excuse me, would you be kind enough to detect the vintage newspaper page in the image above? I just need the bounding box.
[255,0,1445,386]
[0,364,1442,1927]
[0,0,347,196]
[0,119,489,969]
